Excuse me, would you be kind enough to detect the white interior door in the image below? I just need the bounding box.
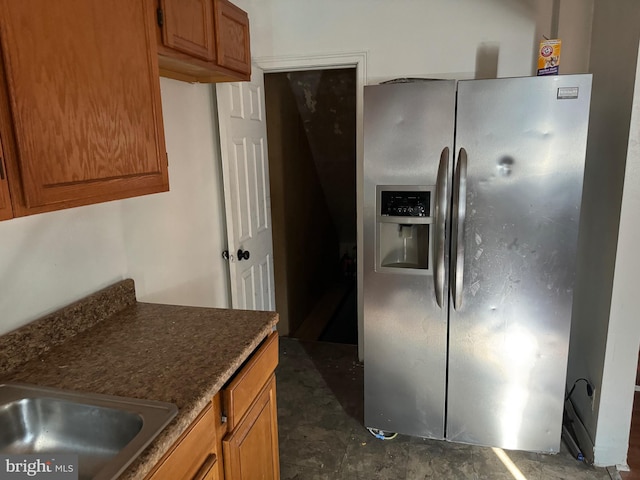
[217,65,275,311]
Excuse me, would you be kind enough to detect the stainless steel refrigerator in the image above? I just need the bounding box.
[363,74,592,453]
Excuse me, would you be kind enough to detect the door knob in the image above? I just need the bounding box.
[237,249,250,261]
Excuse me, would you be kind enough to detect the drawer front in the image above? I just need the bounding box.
[192,453,219,480]
[223,332,278,430]
[148,404,216,480]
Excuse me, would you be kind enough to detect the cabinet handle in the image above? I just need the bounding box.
[192,453,217,480]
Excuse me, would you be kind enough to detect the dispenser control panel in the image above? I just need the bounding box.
[380,190,430,217]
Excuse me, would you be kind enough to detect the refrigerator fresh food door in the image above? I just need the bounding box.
[363,80,455,439]
[447,75,592,452]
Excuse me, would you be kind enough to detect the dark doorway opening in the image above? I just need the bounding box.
[264,68,357,345]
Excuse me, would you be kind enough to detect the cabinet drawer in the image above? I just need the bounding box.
[223,332,278,430]
[192,453,219,480]
[222,374,279,480]
[148,404,216,480]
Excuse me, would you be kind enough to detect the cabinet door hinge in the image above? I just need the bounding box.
[156,7,164,27]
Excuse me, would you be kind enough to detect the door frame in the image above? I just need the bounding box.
[254,52,367,360]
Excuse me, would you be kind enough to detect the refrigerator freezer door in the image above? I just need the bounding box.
[363,80,455,438]
[447,75,592,452]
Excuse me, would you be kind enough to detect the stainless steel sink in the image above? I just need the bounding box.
[0,383,178,480]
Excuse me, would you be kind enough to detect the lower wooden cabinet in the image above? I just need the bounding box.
[222,332,279,479]
[192,453,219,480]
[147,403,218,480]
[223,374,279,480]
[146,332,279,480]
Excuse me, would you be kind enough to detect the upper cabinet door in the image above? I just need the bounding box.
[160,0,216,61]
[214,0,251,76]
[0,0,168,215]
[155,0,251,83]
[0,135,12,220]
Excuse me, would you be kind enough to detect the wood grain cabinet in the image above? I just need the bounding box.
[148,402,220,480]
[156,0,251,83]
[146,332,280,480]
[159,0,216,62]
[0,0,169,219]
[222,332,280,479]
[223,375,279,479]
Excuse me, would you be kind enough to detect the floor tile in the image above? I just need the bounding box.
[280,423,349,472]
[276,337,614,480]
[280,461,341,480]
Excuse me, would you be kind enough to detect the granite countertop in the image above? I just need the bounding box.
[0,279,278,479]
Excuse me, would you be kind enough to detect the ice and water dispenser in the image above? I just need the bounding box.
[376,186,432,274]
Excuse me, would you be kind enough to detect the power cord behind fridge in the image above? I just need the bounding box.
[565,377,594,402]
[562,377,595,463]
[366,427,398,441]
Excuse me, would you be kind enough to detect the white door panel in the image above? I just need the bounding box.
[217,66,275,311]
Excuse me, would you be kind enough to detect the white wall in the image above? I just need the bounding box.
[0,202,128,334]
[597,49,640,465]
[567,0,640,467]
[0,78,230,336]
[237,0,558,82]
[558,0,594,74]
[123,79,230,308]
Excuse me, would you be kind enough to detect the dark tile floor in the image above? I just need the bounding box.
[276,337,618,480]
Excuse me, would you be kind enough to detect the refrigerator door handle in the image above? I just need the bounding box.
[452,148,467,310]
[433,147,449,308]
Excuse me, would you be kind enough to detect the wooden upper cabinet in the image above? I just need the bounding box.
[157,0,251,83]
[0,0,168,217]
[214,0,251,76]
[0,136,13,220]
[160,0,216,61]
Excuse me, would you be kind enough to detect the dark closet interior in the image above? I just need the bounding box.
[264,68,357,344]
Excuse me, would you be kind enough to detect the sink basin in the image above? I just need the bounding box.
[0,383,178,480]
